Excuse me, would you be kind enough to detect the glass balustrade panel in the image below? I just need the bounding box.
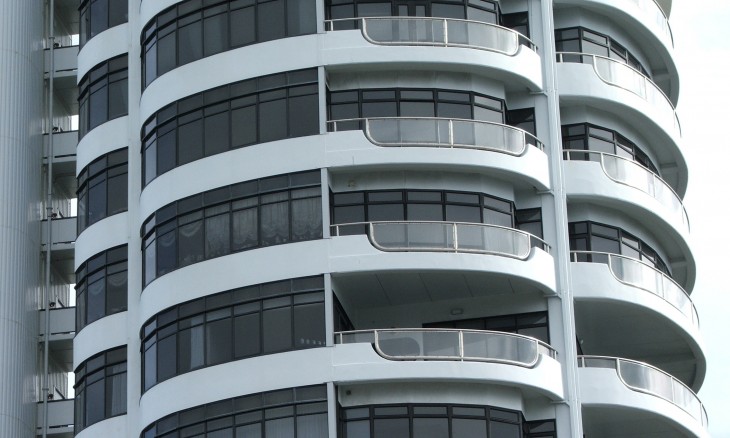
[456,224,529,257]
[368,118,450,145]
[371,222,453,250]
[339,331,375,344]
[610,256,662,292]
[602,155,654,194]
[462,332,536,364]
[364,18,445,44]
[594,57,647,99]
[672,379,702,419]
[619,360,674,400]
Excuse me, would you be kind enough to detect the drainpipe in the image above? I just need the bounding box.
[42,0,55,436]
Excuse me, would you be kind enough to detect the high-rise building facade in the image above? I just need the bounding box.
[0,0,708,437]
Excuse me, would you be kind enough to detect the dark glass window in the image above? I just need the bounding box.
[325,0,501,30]
[141,276,324,392]
[569,221,671,276]
[141,385,327,438]
[424,311,550,343]
[78,55,128,138]
[75,245,128,331]
[141,171,322,286]
[77,148,128,233]
[328,88,515,131]
[142,69,318,186]
[74,347,127,434]
[79,0,129,48]
[561,123,660,176]
[331,189,538,236]
[340,404,555,438]
[141,0,317,88]
[555,27,650,77]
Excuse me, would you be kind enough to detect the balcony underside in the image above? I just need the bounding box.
[573,262,705,390]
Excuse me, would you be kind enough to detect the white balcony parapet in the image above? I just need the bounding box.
[44,45,78,75]
[43,131,78,161]
[556,52,681,135]
[563,150,689,230]
[336,328,556,367]
[38,307,75,337]
[331,221,549,259]
[578,356,708,428]
[36,399,74,434]
[571,251,699,328]
[41,216,77,247]
[328,117,543,155]
[325,17,536,55]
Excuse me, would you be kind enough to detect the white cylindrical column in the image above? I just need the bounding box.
[0,0,45,436]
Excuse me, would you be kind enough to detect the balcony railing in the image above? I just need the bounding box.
[555,52,681,135]
[331,221,549,259]
[578,356,707,428]
[563,150,689,230]
[328,117,543,155]
[571,251,699,328]
[336,328,556,367]
[325,17,535,55]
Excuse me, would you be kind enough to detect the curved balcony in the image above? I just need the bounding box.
[578,356,708,436]
[326,17,535,55]
[336,328,555,367]
[556,52,681,141]
[571,251,698,328]
[331,221,549,260]
[329,117,543,156]
[564,150,688,231]
[631,0,673,45]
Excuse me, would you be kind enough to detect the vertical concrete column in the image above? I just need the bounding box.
[0,0,45,436]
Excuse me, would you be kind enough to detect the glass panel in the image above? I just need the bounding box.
[234,313,261,358]
[263,307,292,353]
[206,318,233,365]
[204,13,228,56]
[293,302,325,349]
[206,214,231,258]
[231,6,256,47]
[258,0,286,42]
[373,418,409,438]
[412,418,448,438]
[452,418,487,436]
[260,202,289,246]
[205,111,230,156]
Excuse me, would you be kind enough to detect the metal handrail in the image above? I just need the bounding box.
[577,355,708,427]
[330,220,550,258]
[555,51,681,136]
[327,117,544,154]
[336,328,556,368]
[324,16,536,55]
[563,149,689,230]
[570,250,699,328]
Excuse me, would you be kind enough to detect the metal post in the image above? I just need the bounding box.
[42,0,55,436]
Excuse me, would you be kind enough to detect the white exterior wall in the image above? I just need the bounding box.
[59,0,707,436]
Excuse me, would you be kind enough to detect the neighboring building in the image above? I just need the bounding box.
[0,0,708,437]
